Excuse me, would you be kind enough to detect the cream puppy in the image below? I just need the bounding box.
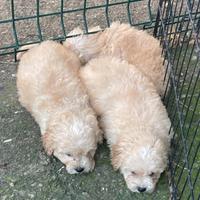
[80,56,171,192]
[17,41,101,174]
[64,22,168,96]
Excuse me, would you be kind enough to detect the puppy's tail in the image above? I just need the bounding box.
[63,26,103,64]
[16,43,39,61]
[67,27,84,36]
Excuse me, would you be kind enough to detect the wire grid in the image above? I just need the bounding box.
[0,0,200,199]
[154,0,200,199]
[0,0,157,58]
[1,0,197,58]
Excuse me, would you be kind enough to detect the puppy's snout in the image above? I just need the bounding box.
[137,187,146,193]
[75,167,84,173]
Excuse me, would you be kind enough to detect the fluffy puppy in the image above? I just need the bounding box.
[17,41,101,174]
[64,22,168,96]
[80,56,171,192]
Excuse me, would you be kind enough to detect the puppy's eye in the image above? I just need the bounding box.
[149,172,155,177]
[66,153,72,157]
[131,171,136,175]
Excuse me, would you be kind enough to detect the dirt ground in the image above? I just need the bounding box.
[0,1,170,199]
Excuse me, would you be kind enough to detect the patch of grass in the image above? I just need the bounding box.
[165,43,200,199]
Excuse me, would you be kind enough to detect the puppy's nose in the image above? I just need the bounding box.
[137,187,146,193]
[75,167,84,173]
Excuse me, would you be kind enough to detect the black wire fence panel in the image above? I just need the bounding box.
[0,0,199,199]
[154,0,200,199]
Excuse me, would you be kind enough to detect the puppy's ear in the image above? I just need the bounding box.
[42,132,54,155]
[154,138,169,153]
[154,138,169,167]
[111,144,122,171]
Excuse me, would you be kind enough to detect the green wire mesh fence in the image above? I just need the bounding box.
[0,0,199,199]
[0,0,157,58]
[154,0,200,199]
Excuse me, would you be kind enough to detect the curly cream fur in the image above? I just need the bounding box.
[80,56,171,192]
[17,41,102,174]
[64,22,168,96]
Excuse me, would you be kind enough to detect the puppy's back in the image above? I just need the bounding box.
[68,22,167,96]
[80,56,171,141]
[80,56,157,114]
[18,40,80,76]
[17,40,82,114]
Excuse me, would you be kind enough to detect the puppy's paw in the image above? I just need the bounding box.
[42,132,54,156]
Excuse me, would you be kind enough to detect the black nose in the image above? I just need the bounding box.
[75,167,84,173]
[137,187,146,193]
